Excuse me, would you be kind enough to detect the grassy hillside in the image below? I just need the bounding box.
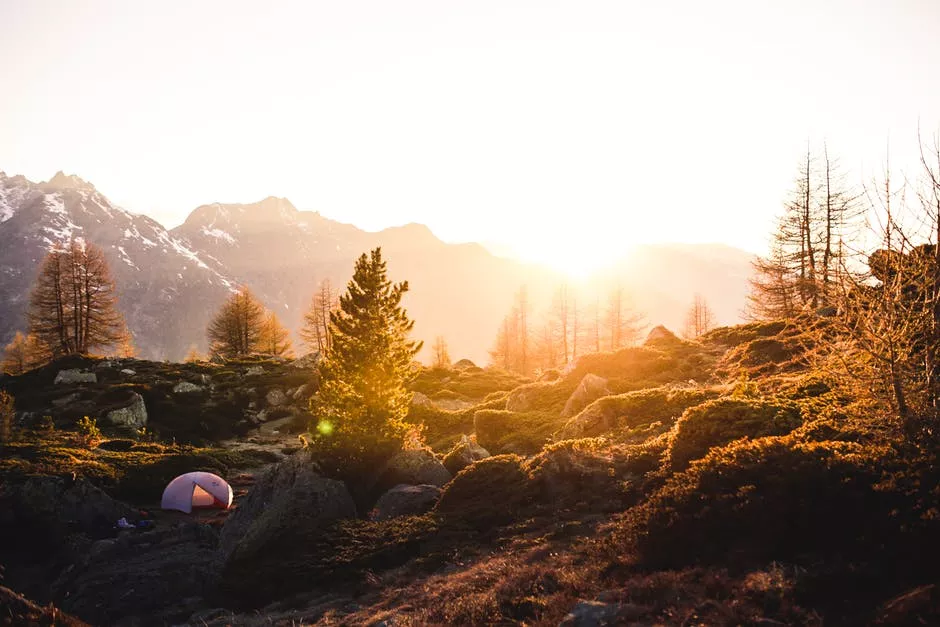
[1,319,938,625]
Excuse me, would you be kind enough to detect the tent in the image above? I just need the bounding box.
[161,471,233,513]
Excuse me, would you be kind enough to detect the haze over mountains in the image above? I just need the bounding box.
[0,171,754,363]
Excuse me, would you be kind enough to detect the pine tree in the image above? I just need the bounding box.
[311,248,422,454]
[28,241,126,356]
[206,287,265,358]
[259,310,294,357]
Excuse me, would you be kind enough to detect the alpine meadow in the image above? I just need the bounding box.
[4,2,940,626]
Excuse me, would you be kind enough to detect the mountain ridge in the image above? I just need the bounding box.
[0,171,755,363]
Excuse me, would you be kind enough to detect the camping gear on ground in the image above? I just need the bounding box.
[160,471,234,513]
[115,517,135,530]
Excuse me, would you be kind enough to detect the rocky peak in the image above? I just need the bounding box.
[44,171,96,193]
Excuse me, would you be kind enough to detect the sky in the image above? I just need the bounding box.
[2,0,940,275]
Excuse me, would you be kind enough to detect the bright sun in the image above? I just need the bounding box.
[512,237,633,279]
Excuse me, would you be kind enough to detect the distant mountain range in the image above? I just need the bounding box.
[0,171,756,363]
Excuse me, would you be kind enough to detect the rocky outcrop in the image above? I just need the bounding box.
[370,484,442,520]
[103,393,147,429]
[561,374,610,418]
[218,450,356,563]
[0,476,136,539]
[51,523,219,626]
[290,352,321,369]
[443,435,490,475]
[54,369,97,385]
[375,448,452,492]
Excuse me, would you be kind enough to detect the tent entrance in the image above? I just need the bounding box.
[191,483,227,509]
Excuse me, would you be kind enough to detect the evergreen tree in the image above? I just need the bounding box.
[311,248,422,454]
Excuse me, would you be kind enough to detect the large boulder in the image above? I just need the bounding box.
[218,450,356,563]
[375,448,452,493]
[505,381,555,412]
[561,374,610,418]
[442,435,490,475]
[54,369,97,385]
[0,476,136,539]
[290,352,321,369]
[644,325,680,346]
[103,393,147,430]
[51,522,219,626]
[370,484,442,521]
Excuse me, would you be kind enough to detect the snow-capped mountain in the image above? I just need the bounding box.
[0,171,756,364]
[0,171,236,360]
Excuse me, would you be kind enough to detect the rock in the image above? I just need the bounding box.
[290,352,321,369]
[245,366,265,376]
[644,325,680,346]
[505,382,554,412]
[560,600,623,626]
[265,388,288,407]
[198,373,212,384]
[173,381,204,394]
[54,369,97,385]
[453,358,477,370]
[370,484,442,520]
[51,392,81,408]
[217,450,356,564]
[52,522,220,626]
[89,538,117,558]
[376,448,452,491]
[411,392,434,408]
[103,393,147,429]
[291,383,312,400]
[0,476,137,539]
[120,368,136,375]
[443,435,490,475]
[561,374,610,419]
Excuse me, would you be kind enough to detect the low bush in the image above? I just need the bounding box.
[474,409,561,454]
[560,385,721,439]
[473,409,514,451]
[701,320,788,347]
[668,397,803,470]
[436,455,534,529]
[525,438,634,511]
[618,436,910,571]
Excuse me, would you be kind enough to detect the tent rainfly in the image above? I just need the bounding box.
[161,471,233,513]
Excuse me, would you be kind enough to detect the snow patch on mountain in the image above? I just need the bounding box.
[201,226,236,244]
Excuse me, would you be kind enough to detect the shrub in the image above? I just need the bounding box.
[75,416,102,447]
[619,436,903,569]
[436,455,533,529]
[525,438,633,511]
[701,320,788,347]
[474,409,560,454]
[473,409,515,451]
[668,397,803,470]
[560,385,721,439]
